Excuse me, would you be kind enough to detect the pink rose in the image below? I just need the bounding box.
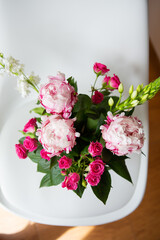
[85,173,101,186]
[91,91,104,104]
[23,118,37,133]
[40,149,51,161]
[58,156,72,169]
[89,158,105,176]
[37,115,80,156]
[93,62,110,75]
[100,112,144,156]
[39,72,77,118]
[103,74,120,90]
[15,144,27,159]
[61,172,80,190]
[23,136,38,152]
[88,141,103,157]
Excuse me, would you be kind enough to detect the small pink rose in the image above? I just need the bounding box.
[61,172,80,190]
[40,149,51,161]
[89,158,105,176]
[103,74,120,90]
[23,136,38,152]
[92,91,104,104]
[23,118,37,133]
[85,173,101,186]
[15,144,27,159]
[58,156,72,169]
[88,141,103,157]
[93,62,110,75]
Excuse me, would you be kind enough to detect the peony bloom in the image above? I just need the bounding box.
[100,112,144,156]
[61,172,80,190]
[40,149,51,161]
[15,144,27,159]
[39,72,77,118]
[37,115,80,156]
[88,141,103,157]
[58,156,72,169]
[85,173,101,186]
[23,118,37,133]
[103,74,120,90]
[89,158,105,176]
[93,62,110,75]
[23,136,38,152]
[91,91,104,104]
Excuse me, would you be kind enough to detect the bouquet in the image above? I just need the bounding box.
[1,53,160,204]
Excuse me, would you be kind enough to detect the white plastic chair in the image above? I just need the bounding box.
[0,0,148,226]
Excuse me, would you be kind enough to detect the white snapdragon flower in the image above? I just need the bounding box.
[5,56,24,75]
[29,72,40,85]
[17,74,30,98]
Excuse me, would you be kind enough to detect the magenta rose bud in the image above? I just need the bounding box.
[58,156,72,169]
[39,72,77,118]
[93,62,110,75]
[100,112,145,156]
[85,173,101,186]
[61,172,80,190]
[88,141,103,157]
[89,158,105,176]
[23,118,37,133]
[103,74,120,90]
[23,136,38,152]
[92,91,104,104]
[15,144,27,159]
[40,149,51,161]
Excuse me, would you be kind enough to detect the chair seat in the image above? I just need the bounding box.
[0,0,148,226]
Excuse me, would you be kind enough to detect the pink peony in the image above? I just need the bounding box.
[37,115,80,156]
[58,156,72,169]
[40,149,51,161]
[100,112,144,156]
[23,118,37,133]
[93,62,110,75]
[103,74,120,90]
[39,72,77,118]
[89,158,105,176]
[61,172,80,190]
[23,136,38,152]
[88,141,103,157]
[15,144,27,159]
[85,173,101,186]
[91,91,104,104]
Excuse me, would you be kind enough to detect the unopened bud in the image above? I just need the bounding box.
[82,179,87,188]
[131,100,139,107]
[108,97,114,107]
[141,94,148,102]
[118,83,124,93]
[131,90,137,100]
[141,83,144,89]
[129,85,134,95]
[0,53,3,58]
[136,85,141,93]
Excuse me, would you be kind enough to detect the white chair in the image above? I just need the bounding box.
[0,0,148,226]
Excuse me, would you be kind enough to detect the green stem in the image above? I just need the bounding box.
[91,75,99,96]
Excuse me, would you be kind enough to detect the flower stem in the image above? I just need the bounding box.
[91,75,99,96]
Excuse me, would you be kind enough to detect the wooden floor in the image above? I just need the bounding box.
[0,42,160,240]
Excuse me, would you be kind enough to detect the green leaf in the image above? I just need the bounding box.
[37,158,51,173]
[73,94,91,113]
[19,131,36,139]
[91,167,111,204]
[87,118,98,131]
[40,173,52,187]
[81,145,89,155]
[74,179,85,198]
[67,76,78,92]
[100,137,105,148]
[27,148,42,163]
[30,107,45,115]
[108,155,132,183]
[50,163,65,185]
[19,137,26,144]
[95,113,106,135]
